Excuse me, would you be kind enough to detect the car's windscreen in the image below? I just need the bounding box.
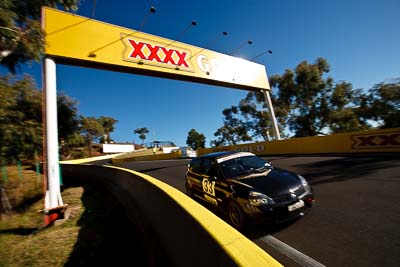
[219,155,272,178]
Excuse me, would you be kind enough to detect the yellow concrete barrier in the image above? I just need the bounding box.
[60,153,121,164]
[61,163,283,267]
[198,128,400,156]
[112,150,182,163]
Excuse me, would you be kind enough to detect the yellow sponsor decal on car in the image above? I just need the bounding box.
[204,194,218,205]
[202,179,216,196]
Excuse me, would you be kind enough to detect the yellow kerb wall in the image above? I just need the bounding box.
[198,128,400,156]
[112,150,182,163]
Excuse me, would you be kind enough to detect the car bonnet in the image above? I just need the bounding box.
[232,168,302,197]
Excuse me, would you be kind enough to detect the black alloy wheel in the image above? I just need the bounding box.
[228,200,246,230]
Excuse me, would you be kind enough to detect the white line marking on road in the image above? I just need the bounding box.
[260,235,326,267]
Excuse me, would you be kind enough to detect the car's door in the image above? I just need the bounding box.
[201,159,231,207]
[186,158,204,196]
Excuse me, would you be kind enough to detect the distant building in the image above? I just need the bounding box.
[102,143,135,153]
[144,141,176,148]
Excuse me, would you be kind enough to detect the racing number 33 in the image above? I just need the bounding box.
[202,179,216,196]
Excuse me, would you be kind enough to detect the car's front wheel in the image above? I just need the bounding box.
[227,200,246,230]
[185,181,194,197]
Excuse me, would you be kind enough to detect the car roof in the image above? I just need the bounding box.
[197,151,254,160]
[197,151,237,159]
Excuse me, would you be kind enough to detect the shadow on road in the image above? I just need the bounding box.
[288,155,398,186]
[114,162,189,174]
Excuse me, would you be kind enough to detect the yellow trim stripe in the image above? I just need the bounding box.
[60,153,122,164]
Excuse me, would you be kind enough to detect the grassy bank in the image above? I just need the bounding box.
[0,166,149,266]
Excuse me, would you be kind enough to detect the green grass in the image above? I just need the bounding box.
[0,166,151,267]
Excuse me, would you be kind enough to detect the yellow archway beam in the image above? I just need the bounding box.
[42,7,270,91]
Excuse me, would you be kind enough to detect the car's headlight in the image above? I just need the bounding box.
[298,175,311,193]
[249,191,275,206]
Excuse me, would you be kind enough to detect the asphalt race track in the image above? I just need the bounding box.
[108,155,400,267]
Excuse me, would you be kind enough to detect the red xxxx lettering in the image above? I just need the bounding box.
[128,40,146,59]
[127,39,189,67]
[379,134,400,146]
[357,136,377,146]
[352,133,400,148]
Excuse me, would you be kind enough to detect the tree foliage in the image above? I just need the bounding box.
[98,116,118,143]
[327,82,369,133]
[0,75,119,163]
[134,127,149,145]
[211,106,252,147]
[271,57,336,137]
[211,90,288,147]
[361,79,400,128]
[57,92,79,141]
[186,129,206,150]
[0,75,81,164]
[80,116,105,156]
[212,57,398,146]
[0,75,41,164]
[0,0,80,73]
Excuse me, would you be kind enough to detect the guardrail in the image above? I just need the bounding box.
[61,162,282,267]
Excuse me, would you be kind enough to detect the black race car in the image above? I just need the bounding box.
[185,151,314,230]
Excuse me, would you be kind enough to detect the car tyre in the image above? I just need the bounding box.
[228,200,246,230]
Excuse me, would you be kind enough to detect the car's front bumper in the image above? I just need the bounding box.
[242,191,314,224]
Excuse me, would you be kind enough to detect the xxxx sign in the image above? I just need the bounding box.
[43,7,270,91]
[351,132,400,149]
[122,35,194,72]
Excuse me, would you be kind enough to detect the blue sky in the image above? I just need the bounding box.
[3,0,400,146]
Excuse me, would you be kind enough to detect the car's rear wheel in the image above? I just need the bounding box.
[228,200,246,230]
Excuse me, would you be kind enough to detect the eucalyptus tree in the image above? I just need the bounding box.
[186,129,206,150]
[212,57,371,145]
[0,75,80,163]
[0,0,80,72]
[134,127,149,145]
[99,116,118,143]
[0,75,41,163]
[362,79,400,128]
[80,116,105,156]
